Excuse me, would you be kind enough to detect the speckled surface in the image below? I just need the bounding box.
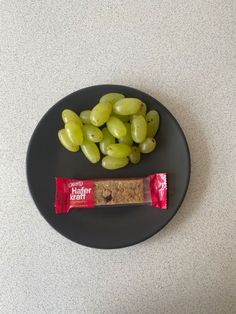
[0,1,235,313]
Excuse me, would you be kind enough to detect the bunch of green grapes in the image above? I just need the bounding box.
[58,93,160,170]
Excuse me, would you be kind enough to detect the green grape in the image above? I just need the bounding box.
[58,129,80,152]
[99,93,125,105]
[112,113,130,122]
[129,146,141,164]
[83,124,103,143]
[131,115,147,143]
[99,128,115,155]
[81,139,100,163]
[90,102,112,126]
[107,143,131,158]
[65,121,84,146]
[139,137,157,153]
[113,98,143,115]
[118,123,133,146]
[62,109,83,127]
[80,110,91,124]
[146,110,160,137]
[106,116,127,139]
[137,102,147,116]
[102,156,129,170]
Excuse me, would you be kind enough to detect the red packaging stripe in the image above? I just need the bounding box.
[149,173,167,209]
[55,178,95,214]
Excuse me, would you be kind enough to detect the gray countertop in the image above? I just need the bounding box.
[1,1,235,313]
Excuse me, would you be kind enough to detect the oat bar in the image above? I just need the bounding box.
[94,178,144,206]
[55,173,167,214]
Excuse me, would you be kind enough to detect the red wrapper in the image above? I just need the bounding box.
[55,173,167,214]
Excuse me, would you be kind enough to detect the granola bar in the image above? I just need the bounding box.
[94,178,144,206]
[55,173,167,214]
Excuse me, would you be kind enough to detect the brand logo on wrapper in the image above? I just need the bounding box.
[70,186,92,200]
[68,181,83,188]
[55,178,95,213]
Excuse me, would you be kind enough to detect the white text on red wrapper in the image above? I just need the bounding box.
[70,187,92,201]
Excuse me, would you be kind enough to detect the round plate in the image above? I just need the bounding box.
[26,85,190,249]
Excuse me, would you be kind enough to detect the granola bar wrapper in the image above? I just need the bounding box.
[55,173,167,214]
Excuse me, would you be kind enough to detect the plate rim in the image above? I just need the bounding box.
[26,84,191,249]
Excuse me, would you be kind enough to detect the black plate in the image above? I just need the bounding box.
[26,85,190,249]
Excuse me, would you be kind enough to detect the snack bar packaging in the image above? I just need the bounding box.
[55,173,167,214]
